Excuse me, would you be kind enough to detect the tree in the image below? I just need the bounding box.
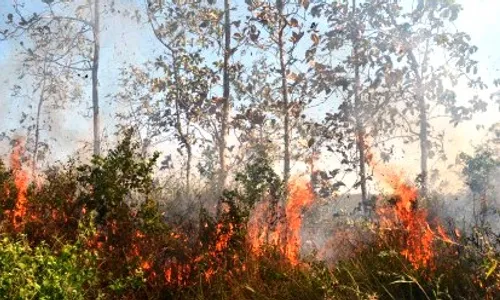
[380,0,488,198]
[312,0,488,206]
[14,48,83,177]
[114,65,167,157]
[244,0,313,196]
[232,58,285,167]
[141,0,222,192]
[219,0,232,192]
[91,0,101,156]
[309,0,400,213]
[2,0,103,156]
[232,54,321,191]
[459,145,499,225]
[277,0,291,192]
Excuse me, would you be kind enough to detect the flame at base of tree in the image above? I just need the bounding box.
[282,180,315,264]
[247,199,272,254]
[9,139,30,231]
[371,152,453,270]
[248,177,314,266]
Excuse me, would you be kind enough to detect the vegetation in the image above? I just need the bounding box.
[0,135,497,299]
[0,0,499,299]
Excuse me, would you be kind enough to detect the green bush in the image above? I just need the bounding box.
[0,234,98,300]
[77,129,159,225]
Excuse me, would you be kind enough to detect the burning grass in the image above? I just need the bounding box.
[0,136,498,299]
[248,178,314,265]
[8,139,29,231]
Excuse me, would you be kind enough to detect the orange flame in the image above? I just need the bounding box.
[247,199,271,254]
[202,221,237,281]
[283,179,314,265]
[247,178,314,265]
[368,145,453,270]
[10,139,29,230]
[215,222,234,252]
[160,221,239,286]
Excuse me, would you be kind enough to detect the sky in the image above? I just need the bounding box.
[0,0,499,192]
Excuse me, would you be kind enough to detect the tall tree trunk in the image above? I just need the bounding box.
[145,6,193,193]
[219,0,231,191]
[277,0,290,195]
[186,141,192,194]
[417,82,428,198]
[351,0,369,214]
[216,0,231,217]
[276,0,290,251]
[174,111,191,192]
[184,121,192,193]
[408,49,428,199]
[174,86,191,192]
[385,10,429,200]
[92,0,101,156]
[32,81,46,178]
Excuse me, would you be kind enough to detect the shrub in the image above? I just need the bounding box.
[0,233,98,299]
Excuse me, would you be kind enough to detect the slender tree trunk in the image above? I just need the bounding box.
[386,10,429,200]
[418,84,428,198]
[356,128,369,212]
[277,0,290,195]
[174,112,191,192]
[219,0,231,191]
[276,0,290,251]
[92,0,101,156]
[351,0,369,214]
[216,0,231,217]
[186,142,192,194]
[33,82,46,178]
[408,50,428,199]
[174,95,191,192]
[141,137,150,157]
[309,149,318,197]
[185,122,192,193]
[146,7,193,194]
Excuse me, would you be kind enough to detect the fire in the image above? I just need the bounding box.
[247,199,271,254]
[282,179,314,265]
[159,221,239,286]
[202,221,237,281]
[159,197,310,287]
[247,177,314,265]
[129,229,157,278]
[215,222,234,252]
[10,139,29,230]
[368,146,453,270]
[141,260,151,270]
[163,263,191,286]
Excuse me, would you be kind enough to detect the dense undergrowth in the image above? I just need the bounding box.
[0,134,498,299]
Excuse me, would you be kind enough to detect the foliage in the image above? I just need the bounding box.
[234,150,283,210]
[0,232,98,300]
[460,146,499,196]
[459,145,500,225]
[77,129,159,224]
